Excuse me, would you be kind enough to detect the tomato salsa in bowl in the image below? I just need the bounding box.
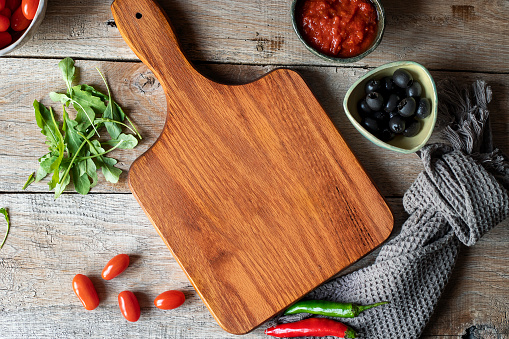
[291,0,385,62]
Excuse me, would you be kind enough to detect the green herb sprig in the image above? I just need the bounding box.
[0,208,10,250]
[23,58,141,198]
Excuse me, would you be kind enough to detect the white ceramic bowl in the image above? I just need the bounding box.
[0,0,47,56]
[343,61,438,153]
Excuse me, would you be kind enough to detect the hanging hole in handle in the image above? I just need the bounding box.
[136,13,142,19]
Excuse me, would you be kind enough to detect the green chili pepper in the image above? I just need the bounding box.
[284,300,389,318]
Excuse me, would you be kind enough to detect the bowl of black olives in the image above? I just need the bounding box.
[343,61,437,153]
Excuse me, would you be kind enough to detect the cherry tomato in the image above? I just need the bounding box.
[101,253,129,280]
[21,0,37,20]
[154,290,185,310]
[6,0,19,11]
[0,0,5,11]
[0,14,8,32]
[11,6,31,31]
[0,31,11,48]
[0,7,11,17]
[118,291,140,322]
[72,274,100,311]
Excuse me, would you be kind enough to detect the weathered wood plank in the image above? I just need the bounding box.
[4,0,509,72]
[0,194,507,338]
[1,59,507,197]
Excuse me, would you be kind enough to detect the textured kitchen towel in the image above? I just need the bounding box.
[277,80,509,338]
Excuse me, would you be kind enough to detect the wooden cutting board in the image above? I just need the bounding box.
[112,0,393,334]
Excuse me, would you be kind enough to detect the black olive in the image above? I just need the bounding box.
[373,110,390,122]
[384,94,400,113]
[362,117,381,134]
[395,86,407,99]
[388,111,399,120]
[393,68,413,88]
[357,99,373,117]
[389,115,406,134]
[406,81,422,97]
[379,128,395,142]
[416,98,432,119]
[397,97,417,117]
[403,119,421,137]
[365,79,382,94]
[366,92,384,111]
[382,76,396,93]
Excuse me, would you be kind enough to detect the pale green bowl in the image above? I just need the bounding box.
[343,61,438,154]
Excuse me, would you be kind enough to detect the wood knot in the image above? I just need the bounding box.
[132,72,160,94]
[106,19,117,28]
[251,34,285,57]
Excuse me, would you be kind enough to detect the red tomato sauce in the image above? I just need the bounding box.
[296,0,378,58]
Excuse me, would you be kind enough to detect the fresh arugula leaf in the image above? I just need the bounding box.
[63,107,83,155]
[97,68,123,139]
[37,154,58,180]
[99,156,122,183]
[59,129,94,189]
[103,102,123,139]
[114,102,127,123]
[80,81,138,138]
[77,158,87,177]
[30,153,56,183]
[54,159,72,199]
[0,208,10,250]
[22,173,35,190]
[32,102,66,191]
[89,140,122,183]
[49,92,72,105]
[59,57,75,95]
[35,165,49,182]
[33,100,60,151]
[72,85,107,133]
[47,106,65,191]
[103,133,138,149]
[94,118,139,137]
[77,139,124,162]
[80,83,131,133]
[86,157,98,188]
[121,109,140,139]
[79,84,108,101]
[72,85,107,113]
[72,164,91,195]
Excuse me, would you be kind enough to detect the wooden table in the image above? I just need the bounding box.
[0,0,508,338]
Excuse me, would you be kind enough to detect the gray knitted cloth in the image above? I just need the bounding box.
[277,81,509,338]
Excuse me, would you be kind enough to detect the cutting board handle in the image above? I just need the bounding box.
[111,0,197,87]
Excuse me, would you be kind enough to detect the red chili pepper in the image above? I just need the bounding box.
[265,318,357,338]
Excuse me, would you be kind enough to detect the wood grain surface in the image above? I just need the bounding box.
[0,0,508,336]
[111,0,392,333]
[0,194,506,338]
[5,0,509,73]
